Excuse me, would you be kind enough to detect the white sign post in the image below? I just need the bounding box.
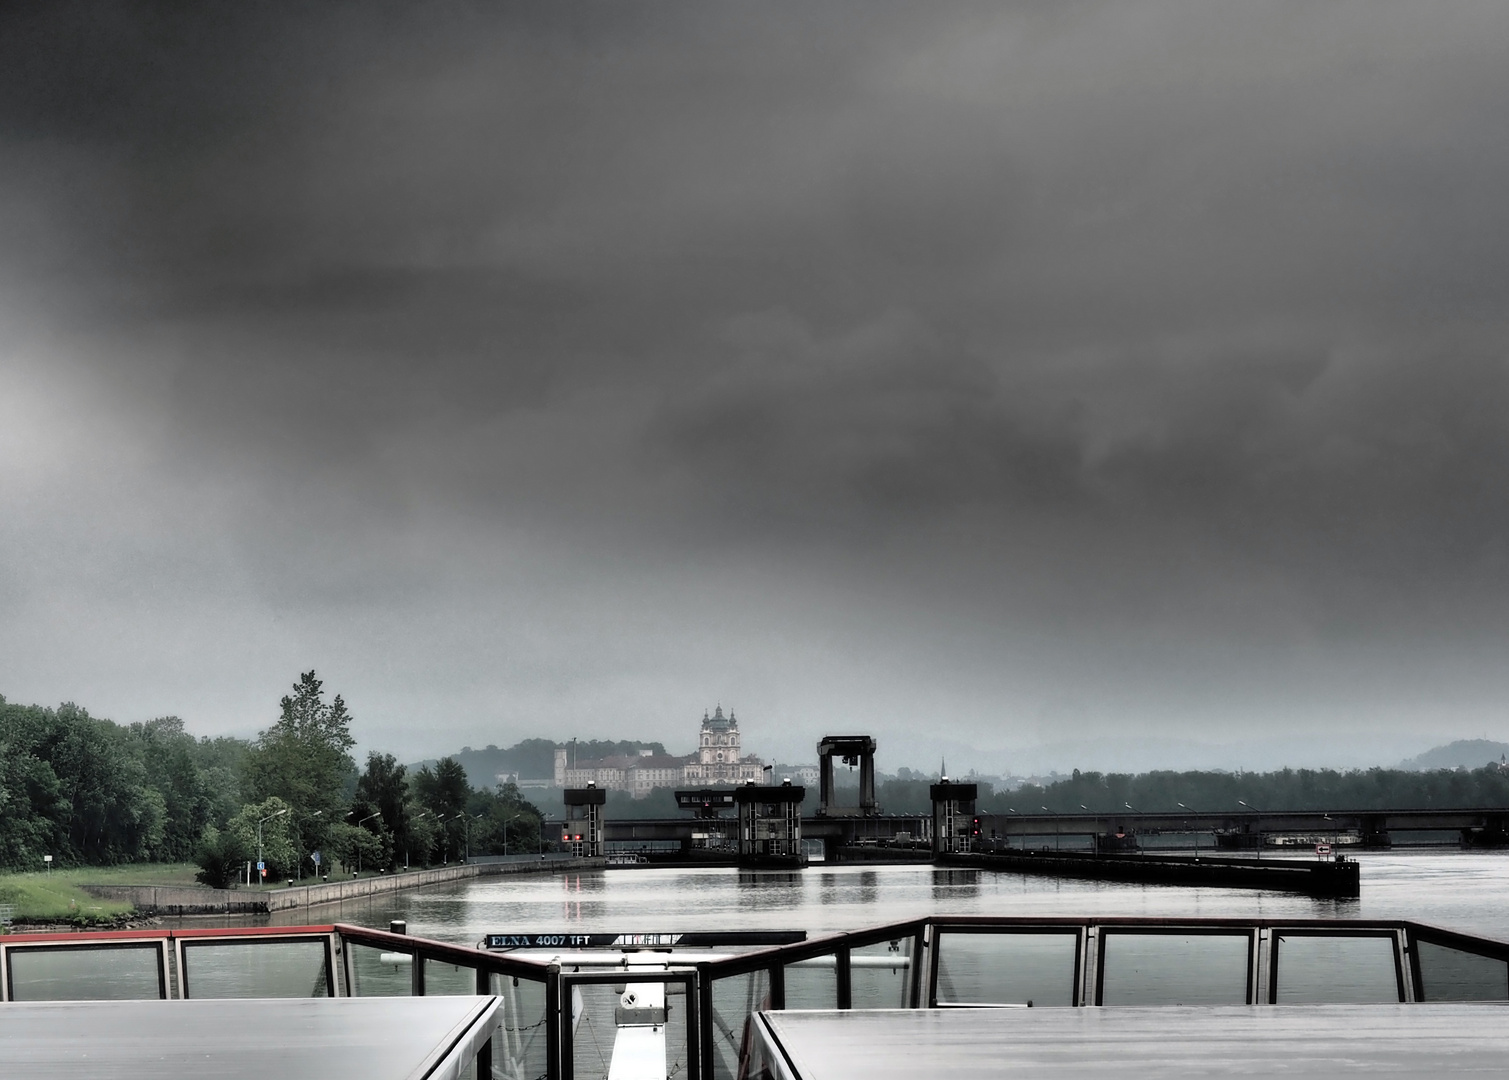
[43,854,53,876]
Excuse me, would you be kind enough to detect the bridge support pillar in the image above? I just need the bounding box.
[734,780,805,867]
[1360,814,1391,849]
[816,735,878,817]
[930,780,978,857]
[563,783,606,857]
[1464,813,1509,847]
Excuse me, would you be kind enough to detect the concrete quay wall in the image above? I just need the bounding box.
[82,855,600,915]
[939,850,1361,898]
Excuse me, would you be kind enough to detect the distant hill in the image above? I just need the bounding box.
[1398,740,1509,771]
[409,737,669,791]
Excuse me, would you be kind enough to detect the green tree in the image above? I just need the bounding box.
[191,734,251,828]
[327,820,389,875]
[29,703,165,865]
[243,672,357,854]
[354,752,412,870]
[412,756,470,862]
[403,808,442,868]
[467,782,546,856]
[225,797,297,881]
[124,717,220,861]
[0,710,68,869]
[193,826,250,889]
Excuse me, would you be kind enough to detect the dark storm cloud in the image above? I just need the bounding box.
[3,2,1509,765]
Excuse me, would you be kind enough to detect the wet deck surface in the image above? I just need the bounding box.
[760,1003,1509,1079]
[0,995,498,1079]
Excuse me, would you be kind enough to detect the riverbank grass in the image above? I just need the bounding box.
[0,873,134,925]
[0,863,211,925]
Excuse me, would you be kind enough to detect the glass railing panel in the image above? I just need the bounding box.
[488,972,549,1080]
[6,943,163,1001]
[934,931,1078,1007]
[709,970,772,1080]
[346,941,414,996]
[423,956,479,995]
[1100,932,1249,1005]
[565,980,690,1080]
[850,938,913,1009]
[181,939,331,998]
[1274,934,1400,1003]
[783,958,839,1008]
[1416,940,1509,1002]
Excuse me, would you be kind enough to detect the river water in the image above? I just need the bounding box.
[228,850,1509,945]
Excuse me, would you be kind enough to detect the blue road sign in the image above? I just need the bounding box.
[311,851,322,865]
[257,860,265,871]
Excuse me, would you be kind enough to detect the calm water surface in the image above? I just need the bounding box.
[227,850,1509,945]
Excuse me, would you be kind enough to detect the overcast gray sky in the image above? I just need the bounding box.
[3,2,1507,772]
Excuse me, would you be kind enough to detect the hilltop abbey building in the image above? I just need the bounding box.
[554,705,765,797]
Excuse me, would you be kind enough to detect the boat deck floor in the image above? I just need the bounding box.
[757,1002,1509,1079]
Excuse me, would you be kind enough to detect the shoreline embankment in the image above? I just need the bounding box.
[79,854,602,915]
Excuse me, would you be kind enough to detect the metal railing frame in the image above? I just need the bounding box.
[8,914,1509,1074]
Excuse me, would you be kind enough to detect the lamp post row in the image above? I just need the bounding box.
[254,804,543,881]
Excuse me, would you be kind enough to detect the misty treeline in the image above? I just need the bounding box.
[434,738,668,787]
[871,766,1509,817]
[584,765,1509,819]
[492,763,1509,822]
[0,674,546,882]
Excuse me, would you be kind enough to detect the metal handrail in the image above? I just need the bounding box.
[8,913,1509,1074]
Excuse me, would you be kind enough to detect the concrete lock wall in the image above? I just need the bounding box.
[81,855,599,915]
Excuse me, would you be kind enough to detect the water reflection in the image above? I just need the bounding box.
[931,868,980,903]
[163,851,1509,947]
[736,870,803,912]
[854,870,879,906]
[558,873,608,923]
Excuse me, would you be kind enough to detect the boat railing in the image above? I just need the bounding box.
[5,915,1509,1080]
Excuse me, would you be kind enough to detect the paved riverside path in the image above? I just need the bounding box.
[80,854,599,915]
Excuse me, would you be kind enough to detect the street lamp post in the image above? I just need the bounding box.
[298,810,323,881]
[463,813,484,861]
[1177,802,1202,856]
[1121,802,1139,850]
[1238,800,1263,858]
[349,811,380,875]
[257,808,288,887]
[1041,807,1061,852]
[500,813,524,857]
[412,810,437,868]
